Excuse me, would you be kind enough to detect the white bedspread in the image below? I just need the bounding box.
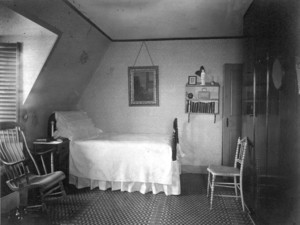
[69,133,179,193]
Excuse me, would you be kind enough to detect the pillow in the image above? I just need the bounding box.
[55,111,89,128]
[53,111,102,140]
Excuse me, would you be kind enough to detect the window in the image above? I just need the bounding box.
[0,43,22,122]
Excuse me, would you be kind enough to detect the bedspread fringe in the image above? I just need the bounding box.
[69,161,181,196]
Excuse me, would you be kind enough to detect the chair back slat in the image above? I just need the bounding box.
[234,137,248,174]
[4,129,24,161]
[19,128,41,175]
[0,128,28,182]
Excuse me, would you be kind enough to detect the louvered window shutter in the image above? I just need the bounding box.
[0,43,21,122]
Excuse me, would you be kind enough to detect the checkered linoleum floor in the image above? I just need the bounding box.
[43,173,255,225]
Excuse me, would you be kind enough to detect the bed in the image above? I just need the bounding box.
[48,111,181,195]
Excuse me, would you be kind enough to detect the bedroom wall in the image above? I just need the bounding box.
[78,39,245,173]
[1,0,111,144]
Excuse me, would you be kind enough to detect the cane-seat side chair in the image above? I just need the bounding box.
[207,136,249,211]
[0,122,66,213]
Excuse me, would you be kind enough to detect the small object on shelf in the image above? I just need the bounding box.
[34,137,57,142]
[51,121,54,138]
[188,76,197,85]
[198,89,210,100]
[33,137,63,144]
[210,75,215,85]
[187,93,193,99]
[195,66,206,85]
[36,138,48,142]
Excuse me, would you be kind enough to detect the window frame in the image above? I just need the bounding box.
[0,43,22,122]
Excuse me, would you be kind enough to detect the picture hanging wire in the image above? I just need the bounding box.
[132,41,155,67]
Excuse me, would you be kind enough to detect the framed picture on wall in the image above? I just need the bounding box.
[128,66,159,106]
[188,76,197,85]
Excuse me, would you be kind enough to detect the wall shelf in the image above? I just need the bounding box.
[185,82,220,115]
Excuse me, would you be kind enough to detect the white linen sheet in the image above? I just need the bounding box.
[68,133,181,195]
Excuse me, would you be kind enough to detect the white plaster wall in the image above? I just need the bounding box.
[79,39,245,172]
[0,5,57,103]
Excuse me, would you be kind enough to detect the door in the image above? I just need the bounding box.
[222,64,243,166]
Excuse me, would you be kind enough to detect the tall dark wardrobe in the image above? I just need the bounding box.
[242,0,300,223]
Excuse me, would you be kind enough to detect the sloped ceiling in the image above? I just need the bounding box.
[0,5,58,103]
[1,0,111,109]
[67,0,253,40]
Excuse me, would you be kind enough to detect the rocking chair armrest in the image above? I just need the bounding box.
[31,147,56,174]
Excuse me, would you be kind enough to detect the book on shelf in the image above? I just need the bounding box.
[34,138,63,144]
[35,138,50,142]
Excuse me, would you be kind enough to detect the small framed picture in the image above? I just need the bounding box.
[188,76,197,85]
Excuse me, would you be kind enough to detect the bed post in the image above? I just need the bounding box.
[172,118,179,161]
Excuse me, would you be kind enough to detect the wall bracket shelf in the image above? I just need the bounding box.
[185,82,220,122]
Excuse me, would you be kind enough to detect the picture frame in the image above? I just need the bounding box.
[188,76,197,85]
[128,66,159,106]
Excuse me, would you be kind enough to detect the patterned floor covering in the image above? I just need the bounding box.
[44,173,254,225]
[2,174,255,225]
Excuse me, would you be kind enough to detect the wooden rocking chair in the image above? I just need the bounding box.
[0,122,66,218]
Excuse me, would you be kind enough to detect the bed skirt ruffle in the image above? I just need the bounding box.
[69,161,181,196]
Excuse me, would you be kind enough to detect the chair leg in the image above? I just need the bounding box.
[210,175,215,210]
[13,189,29,220]
[60,181,66,197]
[234,176,238,199]
[19,189,28,208]
[207,172,211,197]
[240,177,245,211]
[11,189,46,221]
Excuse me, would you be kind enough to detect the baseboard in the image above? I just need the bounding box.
[181,165,208,174]
[1,192,19,214]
